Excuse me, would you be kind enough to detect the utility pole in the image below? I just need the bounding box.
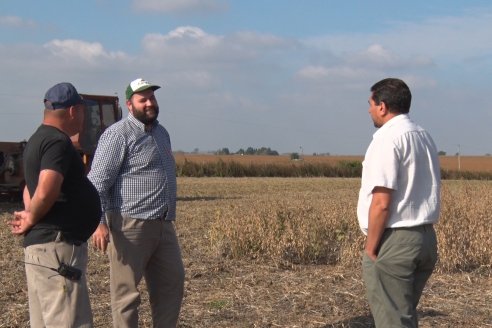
[457,144,461,171]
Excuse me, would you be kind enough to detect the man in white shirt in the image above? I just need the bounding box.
[357,78,441,327]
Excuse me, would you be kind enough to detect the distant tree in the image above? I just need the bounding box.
[234,147,279,155]
[290,152,300,160]
[257,147,279,156]
[245,147,256,155]
[257,147,268,155]
[192,148,199,154]
[216,148,230,155]
[438,151,447,156]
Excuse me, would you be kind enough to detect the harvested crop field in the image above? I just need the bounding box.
[1,178,491,327]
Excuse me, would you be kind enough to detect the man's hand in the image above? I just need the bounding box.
[92,223,110,253]
[364,249,378,262]
[9,210,35,235]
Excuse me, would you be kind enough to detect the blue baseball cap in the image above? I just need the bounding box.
[44,82,83,109]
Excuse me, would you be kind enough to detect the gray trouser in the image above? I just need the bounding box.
[107,212,185,328]
[25,234,93,328]
[362,224,438,328]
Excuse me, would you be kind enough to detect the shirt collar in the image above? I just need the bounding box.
[373,114,409,139]
[127,113,159,132]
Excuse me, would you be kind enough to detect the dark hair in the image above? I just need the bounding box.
[370,78,412,114]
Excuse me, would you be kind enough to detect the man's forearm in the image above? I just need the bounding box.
[23,186,31,211]
[27,191,58,224]
[365,187,392,259]
[365,207,389,257]
[27,169,63,224]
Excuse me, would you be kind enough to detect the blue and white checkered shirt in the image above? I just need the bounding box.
[88,114,177,222]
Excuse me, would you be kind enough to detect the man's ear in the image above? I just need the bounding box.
[68,106,77,119]
[379,101,389,115]
[126,99,133,114]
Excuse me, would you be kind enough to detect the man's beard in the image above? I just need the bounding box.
[133,106,159,125]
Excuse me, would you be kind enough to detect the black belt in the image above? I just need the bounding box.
[386,224,433,232]
[58,232,84,246]
[157,209,168,220]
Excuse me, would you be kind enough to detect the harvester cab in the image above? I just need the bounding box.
[0,93,122,200]
[73,94,122,172]
[0,141,26,201]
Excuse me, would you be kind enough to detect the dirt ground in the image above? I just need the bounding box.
[1,178,491,327]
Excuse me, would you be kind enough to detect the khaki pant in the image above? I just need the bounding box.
[107,213,185,328]
[362,224,438,328]
[25,235,93,328]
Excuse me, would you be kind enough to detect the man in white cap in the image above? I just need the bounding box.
[88,78,184,327]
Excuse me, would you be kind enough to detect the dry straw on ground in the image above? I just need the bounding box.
[1,178,491,327]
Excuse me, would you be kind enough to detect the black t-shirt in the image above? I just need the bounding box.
[22,125,102,247]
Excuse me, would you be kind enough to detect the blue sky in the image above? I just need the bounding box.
[1,0,491,155]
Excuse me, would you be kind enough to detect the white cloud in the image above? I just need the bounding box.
[399,75,438,90]
[142,26,223,60]
[165,70,219,89]
[43,39,128,63]
[141,26,296,67]
[0,15,37,29]
[392,11,492,58]
[297,65,370,81]
[305,10,492,65]
[133,0,228,14]
[348,44,400,68]
[297,65,330,79]
[294,43,435,90]
[295,44,423,84]
[144,26,222,49]
[346,44,434,69]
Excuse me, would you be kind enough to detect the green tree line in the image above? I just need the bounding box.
[216,147,279,156]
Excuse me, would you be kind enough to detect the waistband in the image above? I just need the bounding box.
[154,209,169,220]
[116,210,170,221]
[386,224,434,232]
[56,231,85,246]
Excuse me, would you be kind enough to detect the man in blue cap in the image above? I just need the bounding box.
[9,82,101,327]
[89,78,184,327]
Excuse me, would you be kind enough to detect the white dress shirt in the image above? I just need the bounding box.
[357,114,441,234]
